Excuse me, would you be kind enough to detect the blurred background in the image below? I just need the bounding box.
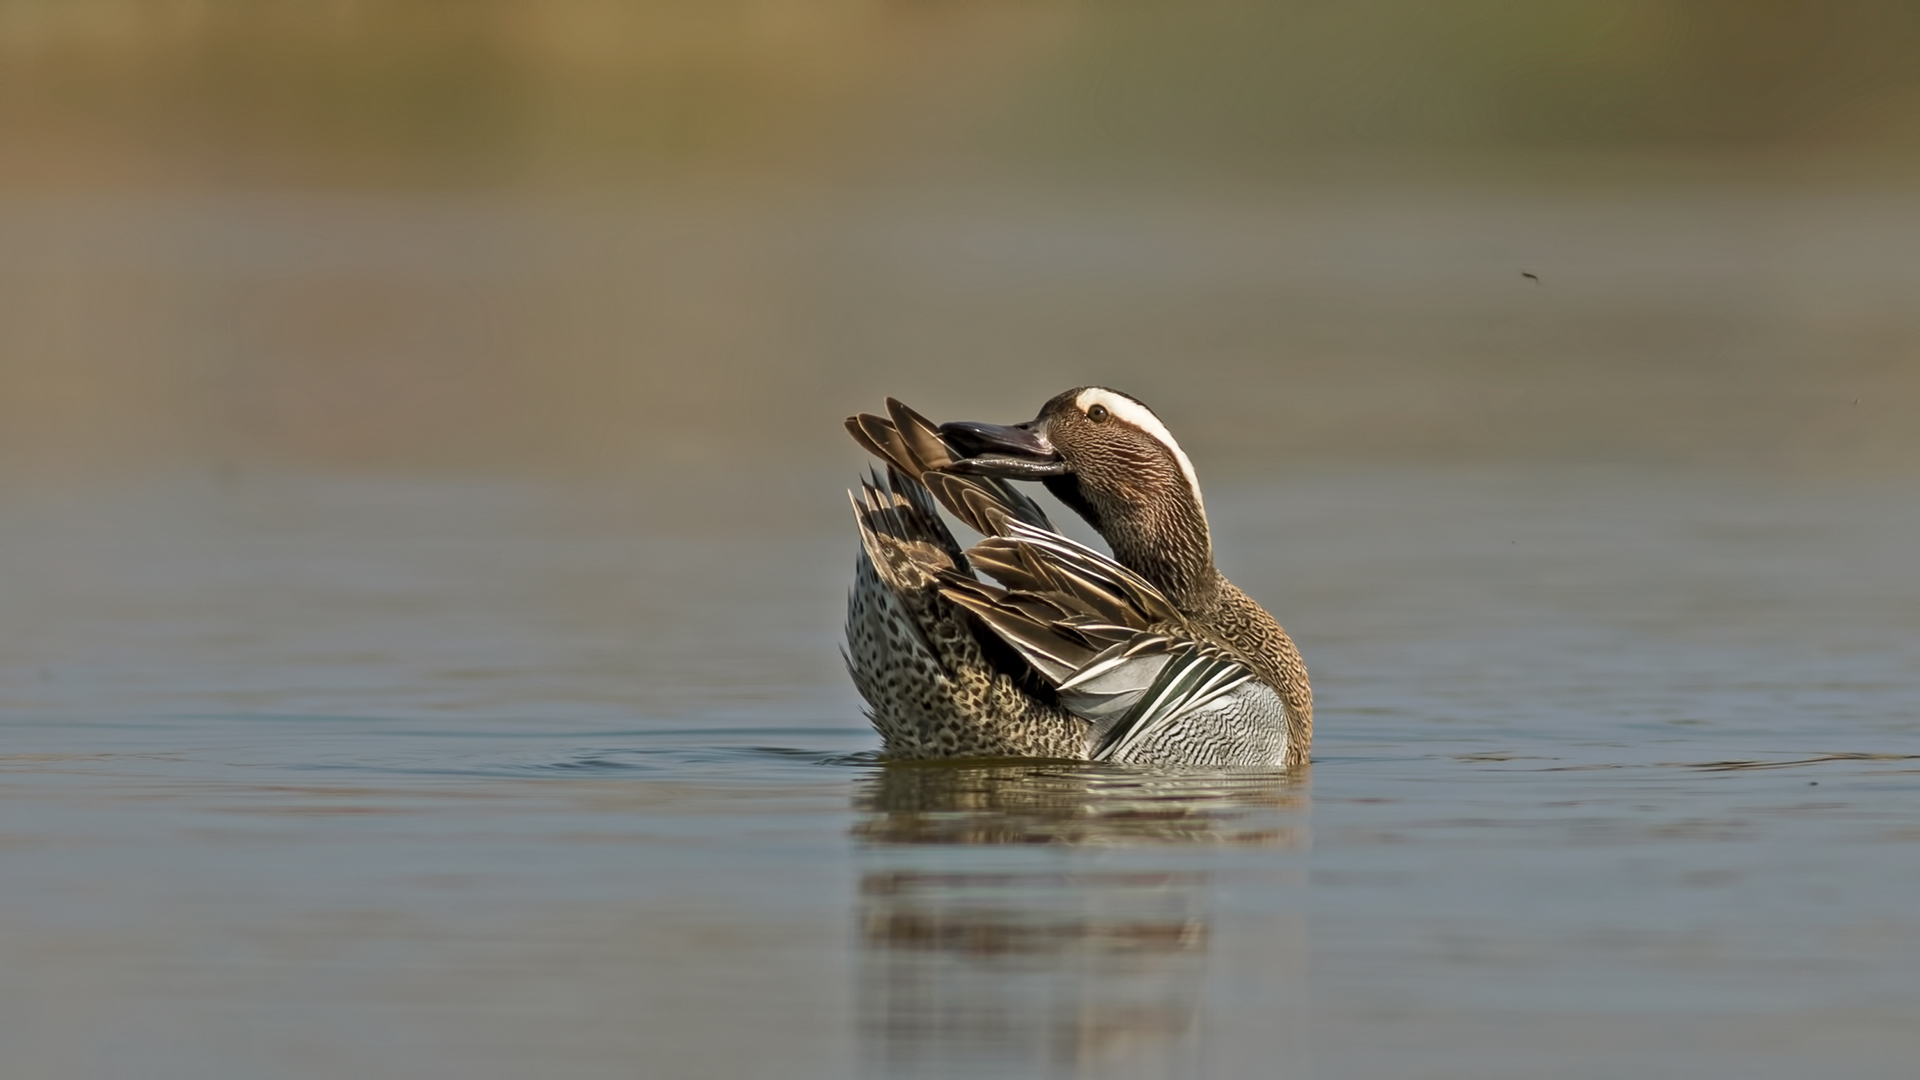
[6,10,1920,1077]
[1,0,1917,477]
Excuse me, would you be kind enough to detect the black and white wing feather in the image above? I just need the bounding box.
[938,521,1289,769]
[846,399,1053,537]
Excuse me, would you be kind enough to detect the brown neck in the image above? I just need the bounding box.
[1042,474,1218,610]
[1114,526,1216,611]
[1102,501,1218,612]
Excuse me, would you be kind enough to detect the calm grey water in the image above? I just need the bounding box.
[4,465,1918,1079]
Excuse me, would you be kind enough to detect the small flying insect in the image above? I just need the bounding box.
[1521,271,1540,284]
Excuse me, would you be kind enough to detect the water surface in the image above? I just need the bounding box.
[3,466,1918,1079]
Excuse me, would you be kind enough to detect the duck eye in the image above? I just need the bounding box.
[1086,404,1109,423]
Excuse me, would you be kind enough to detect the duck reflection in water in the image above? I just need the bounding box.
[853,762,1307,1079]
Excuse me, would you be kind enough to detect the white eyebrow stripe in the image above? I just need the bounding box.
[1073,387,1206,517]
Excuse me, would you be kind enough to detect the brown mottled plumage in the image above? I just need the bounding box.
[845,388,1312,768]
[844,466,1087,760]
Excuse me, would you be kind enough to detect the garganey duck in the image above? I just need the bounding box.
[844,388,1312,768]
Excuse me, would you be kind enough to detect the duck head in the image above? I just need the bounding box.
[940,387,1217,607]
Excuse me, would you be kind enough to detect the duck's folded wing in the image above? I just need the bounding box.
[938,576,1135,684]
[966,520,1181,626]
[942,577,1276,764]
[935,518,1276,763]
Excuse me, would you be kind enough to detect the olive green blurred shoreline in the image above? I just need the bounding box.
[2,0,1915,478]
[6,0,1920,189]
